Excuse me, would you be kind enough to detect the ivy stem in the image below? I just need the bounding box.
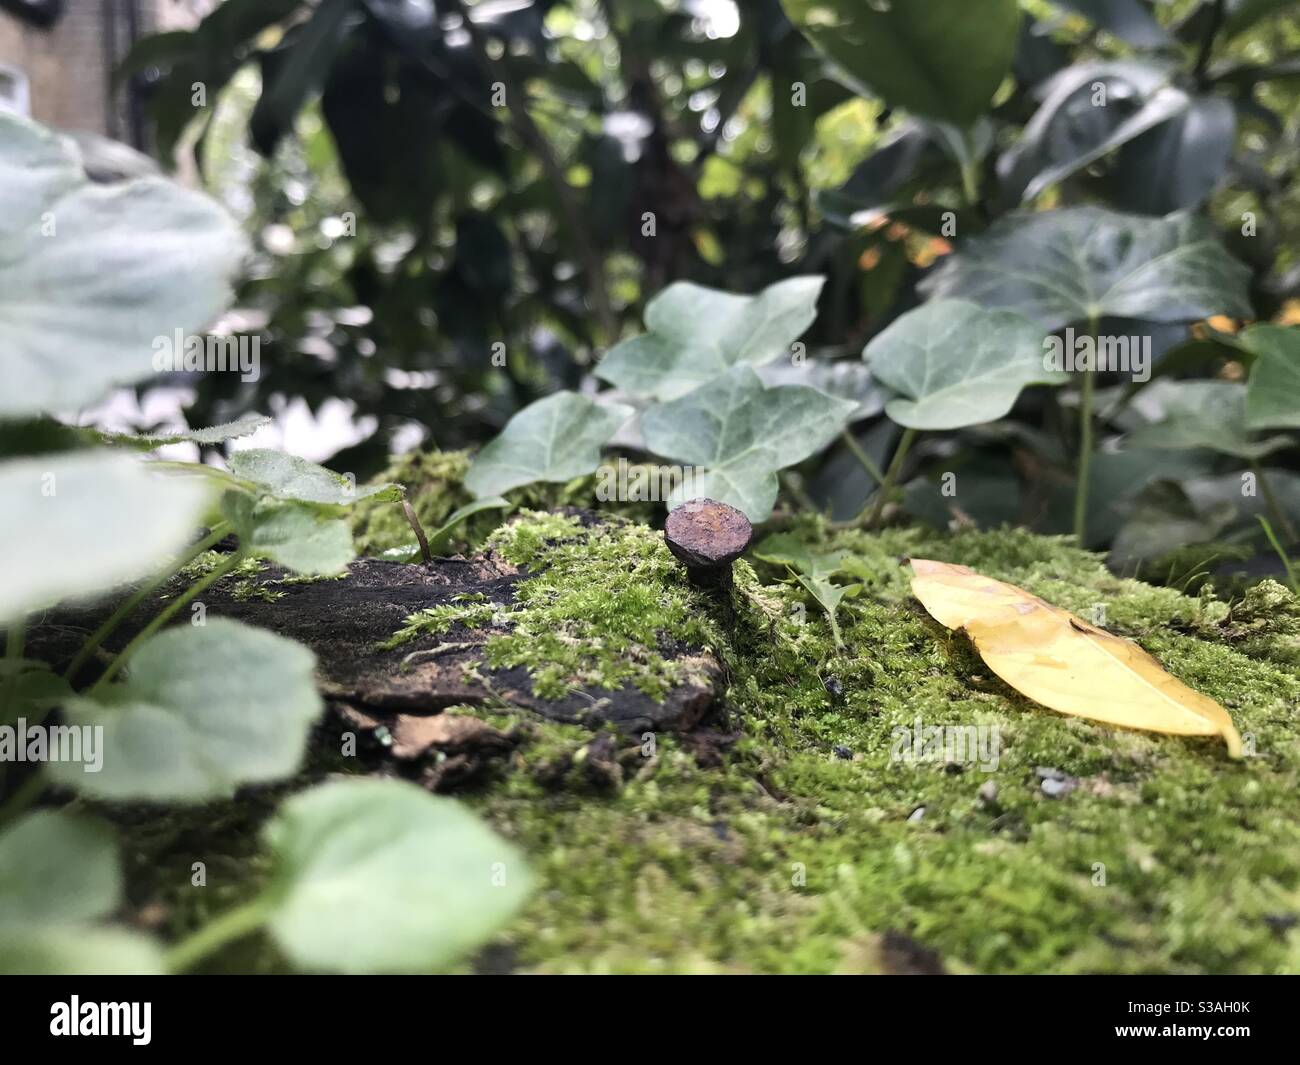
[89,550,246,695]
[1073,314,1100,544]
[1257,517,1298,594]
[2,617,25,724]
[1253,463,1298,546]
[163,896,274,973]
[866,427,917,529]
[841,430,885,486]
[64,523,231,683]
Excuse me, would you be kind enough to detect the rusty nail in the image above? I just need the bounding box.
[664,498,753,593]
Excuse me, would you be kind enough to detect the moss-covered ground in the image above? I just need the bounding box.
[126,454,1300,974]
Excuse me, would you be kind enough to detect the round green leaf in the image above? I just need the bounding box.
[228,448,402,505]
[465,391,633,498]
[0,451,210,620]
[920,207,1253,331]
[640,365,856,521]
[223,494,355,575]
[1241,325,1300,430]
[864,299,1063,430]
[781,0,1020,125]
[1123,381,1293,460]
[0,113,246,417]
[0,810,121,925]
[596,276,825,401]
[261,778,531,973]
[49,619,322,802]
[0,926,164,975]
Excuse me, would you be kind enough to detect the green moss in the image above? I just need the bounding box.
[126,508,1300,974]
[349,449,656,557]
[383,512,726,702]
[463,517,1300,974]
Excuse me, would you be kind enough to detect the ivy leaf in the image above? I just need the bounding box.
[999,63,1190,204]
[49,619,322,802]
[1240,324,1300,430]
[919,208,1253,331]
[259,778,530,973]
[596,276,825,401]
[754,534,862,647]
[99,414,272,450]
[864,299,1062,430]
[228,449,403,506]
[427,497,512,554]
[756,358,885,422]
[0,451,209,620]
[1123,381,1293,460]
[465,392,633,498]
[223,494,355,576]
[0,926,164,975]
[640,365,856,522]
[0,810,121,924]
[0,113,246,418]
[781,0,1020,125]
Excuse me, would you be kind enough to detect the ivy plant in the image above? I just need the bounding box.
[0,113,529,975]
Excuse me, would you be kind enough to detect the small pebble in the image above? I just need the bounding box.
[908,806,926,822]
[833,744,854,760]
[978,780,998,805]
[1041,777,1075,798]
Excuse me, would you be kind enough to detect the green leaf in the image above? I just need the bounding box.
[223,494,355,575]
[640,365,856,522]
[781,0,1020,125]
[1240,325,1300,430]
[0,811,121,925]
[920,208,1253,331]
[1123,381,1293,460]
[464,392,633,498]
[864,299,1062,430]
[753,533,851,580]
[49,619,322,802]
[228,449,403,506]
[249,0,354,155]
[1109,480,1237,568]
[100,414,273,450]
[1112,95,1236,214]
[0,926,164,975]
[428,497,512,555]
[1000,64,1190,204]
[260,778,530,973]
[0,113,246,418]
[0,451,209,620]
[754,534,860,648]
[596,276,825,401]
[756,359,885,421]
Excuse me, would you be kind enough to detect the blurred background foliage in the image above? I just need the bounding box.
[120,0,1300,584]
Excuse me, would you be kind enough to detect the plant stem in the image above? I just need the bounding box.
[841,430,886,486]
[64,523,231,683]
[866,427,917,529]
[2,617,25,722]
[1073,315,1099,544]
[1257,516,1298,594]
[1253,463,1298,546]
[90,551,246,694]
[0,770,45,830]
[163,896,274,973]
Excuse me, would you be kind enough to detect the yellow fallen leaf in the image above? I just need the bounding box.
[909,559,1242,757]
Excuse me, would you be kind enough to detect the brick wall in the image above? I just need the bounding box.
[0,0,204,140]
